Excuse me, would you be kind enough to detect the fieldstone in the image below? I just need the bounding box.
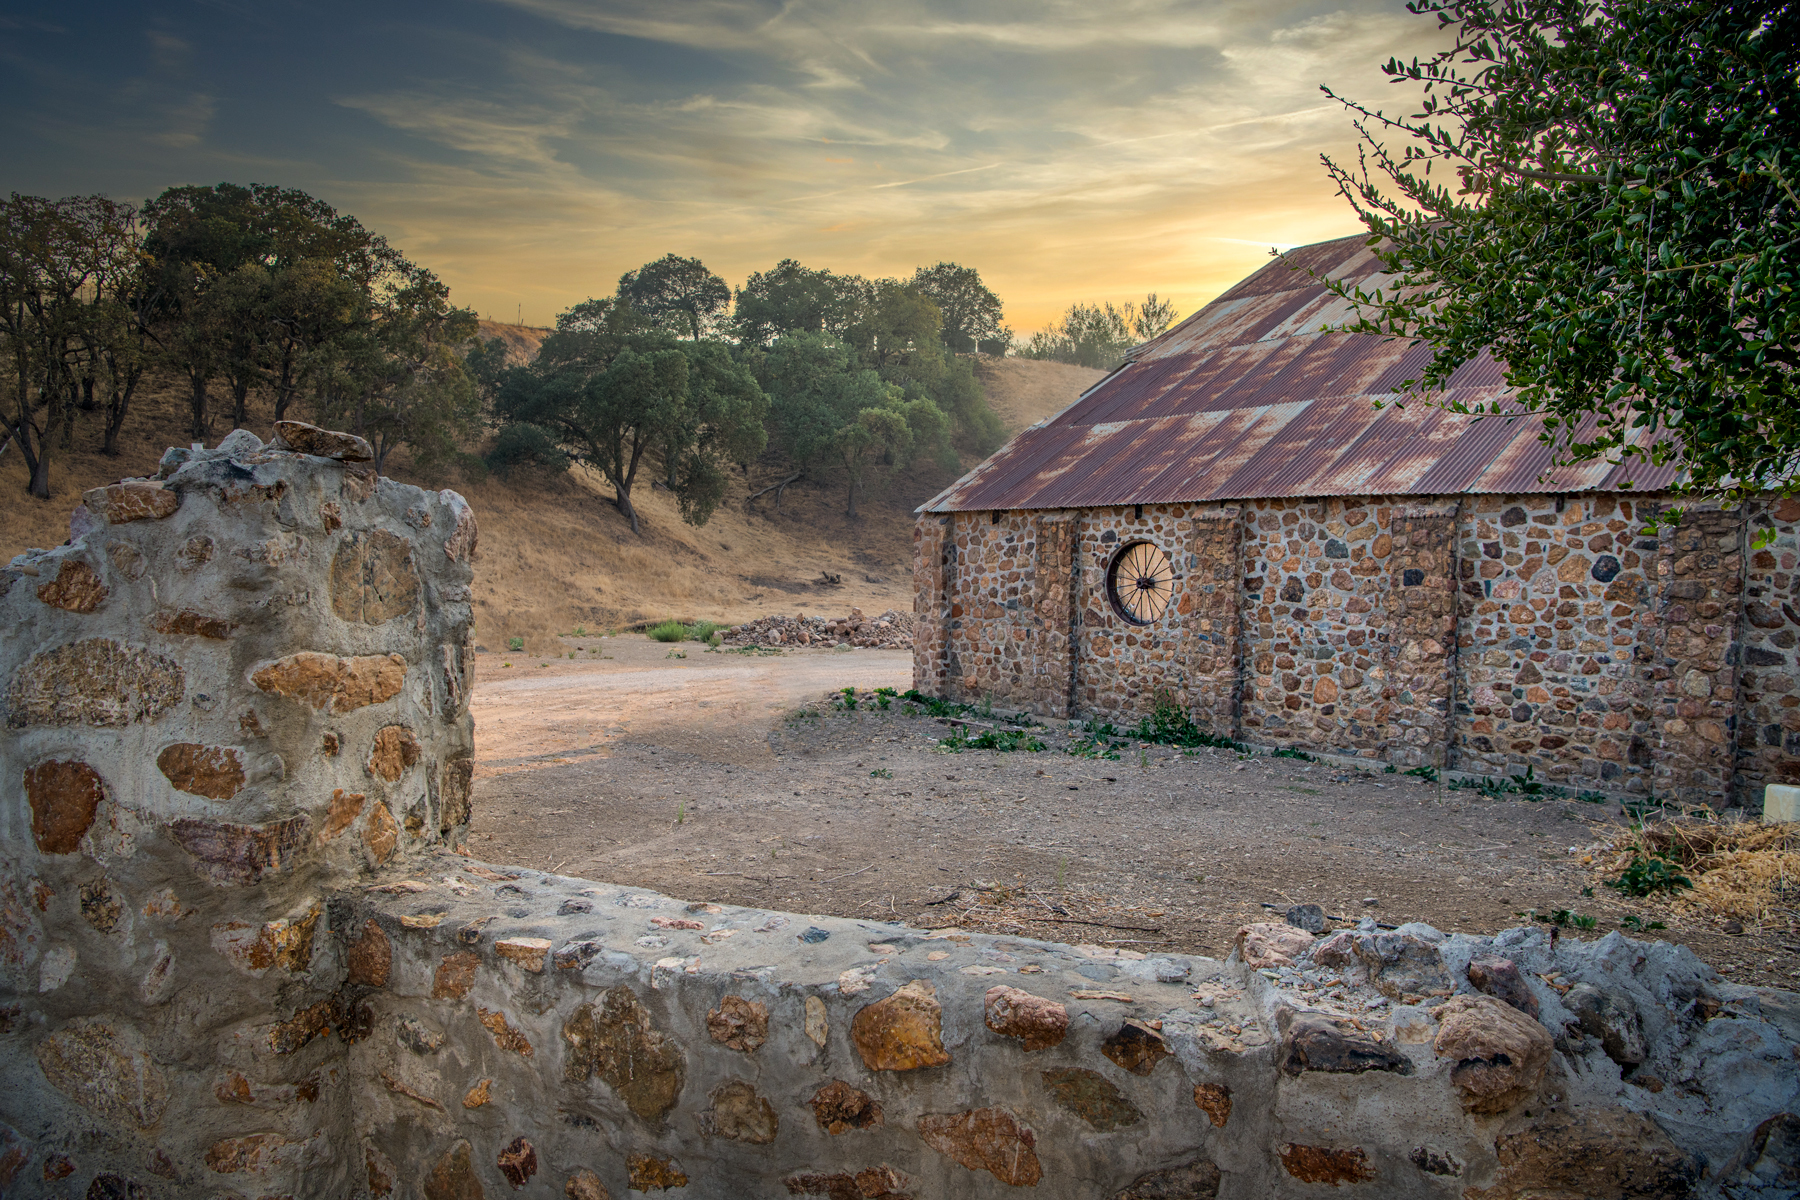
[701,1080,779,1144]
[424,1140,485,1200]
[1281,1145,1375,1185]
[1234,921,1314,969]
[77,879,122,934]
[441,757,474,831]
[565,1168,610,1200]
[1313,676,1339,704]
[204,1133,310,1174]
[397,1013,445,1054]
[1040,1068,1141,1131]
[1433,994,1553,1113]
[168,815,310,885]
[320,788,366,842]
[917,1107,1041,1187]
[707,994,768,1052]
[364,803,398,864]
[497,1137,537,1190]
[25,759,106,853]
[365,724,423,782]
[1284,903,1326,933]
[1192,1083,1231,1128]
[1279,1013,1412,1076]
[210,907,318,975]
[8,640,183,728]
[36,560,107,612]
[478,1007,533,1056]
[107,542,146,579]
[366,1144,396,1196]
[272,420,374,462]
[176,535,214,570]
[268,997,336,1055]
[156,743,246,800]
[563,986,685,1121]
[463,1079,493,1108]
[35,1018,168,1128]
[1564,983,1647,1068]
[810,1080,883,1134]
[84,481,178,523]
[984,985,1069,1050]
[85,1175,148,1200]
[1102,1020,1171,1075]
[1467,956,1539,1019]
[433,951,479,999]
[1410,1147,1463,1177]
[1724,1113,1799,1193]
[805,996,829,1047]
[1354,930,1450,999]
[442,490,479,563]
[347,920,391,986]
[1463,1108,1698,1200]
[1112,1160,1222,1199]
[150,609,236,638]
[251,651,406,713]
[331,530,419,624]
[626,1154,687,1192]
[853,980,951,1071]
[784,1166,911,1199]
[487,937,548,974]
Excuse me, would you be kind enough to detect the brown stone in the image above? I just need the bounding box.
[424,1140,485,1200]
[1463,1108,1699,1200]
[497,1137,537,1190]
[1040,1068,1141,1131]
[168,815,310,885]
[320,789,366,842]
[479,1007,532,1056]
[210,907,320,976]
[150,609,236,639]
[36,560,107,612]
[268,998,336,1054]
[1112,1161,1222,1199]
[272,420,374,462]
[364,803,399,864]
[366,1145,395,1197]
[1313,676,1339,704]
[706,994,768,1052]
[916,1107,1041,1187]
[43,1152,76,1180]
[495,937,551,972]
[563,986,685,1121]
[347,920,391,986]
[984,985,1068,1050]
[204,1133,310,1174]
[433,951,480,999]
[1192,1082,1232,1128]
[463,1078,493,1108]
[784,1166,911,1199]
[8,639,183,728]
[1281,1145,1375,1185]
[156,743,246,800]
[1371,533,1392,557]
[1234,921,1314,969]
[177,535,214,570]
[701,1080,778,1144]
[1433,994,1552,1113]
[565,1169,610,1200]
[85,481,179,523]
[1102,1020,1171,1075]
[251,651,405,713]
[852,980,951,1071]
[107,542,145,579]
[368,725,422,781]
[626,1154,687,1193]
[1467,955,1540,1019]
[35,1019,168,1128]
[330,530,419,624]
[810,1080,884,1134]
[441,756,474,831]
[25,759,106,853]
[1280,1013,1412,1076]
[444,496,478,563]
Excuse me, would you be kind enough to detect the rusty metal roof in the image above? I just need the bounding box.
[924,234,1677,512]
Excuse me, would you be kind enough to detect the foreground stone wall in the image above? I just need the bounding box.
[914,494,1800,805]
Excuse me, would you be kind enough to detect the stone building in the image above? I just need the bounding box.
[914,235,1800,807]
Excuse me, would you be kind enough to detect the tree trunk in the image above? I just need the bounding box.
[845,473,858,518]
[29,451,49,500]
[102,367,139,457]
[79,375,97,412]
[616,485,640,535]
[188,372,210,441]
[231,378,250,429]
[275,354,295,422]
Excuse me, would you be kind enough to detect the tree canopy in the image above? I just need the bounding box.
[1019,294,1177,369]
[1321,0,1799,498]
[911,262,1007,354]
[617,253,731,340]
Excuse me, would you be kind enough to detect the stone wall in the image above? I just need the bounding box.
[3,435,1796,1198]
[913,494,1800,804]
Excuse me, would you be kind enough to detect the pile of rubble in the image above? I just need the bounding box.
[722,607,915,649]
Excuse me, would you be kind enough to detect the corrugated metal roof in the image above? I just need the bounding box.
[923,233,1678,512]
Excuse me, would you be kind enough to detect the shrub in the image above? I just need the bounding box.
[648,621,687,643]
[507,636,524,651]
[1606,854,1694,897]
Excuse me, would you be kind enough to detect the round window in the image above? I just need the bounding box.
[1107,541,1174,625]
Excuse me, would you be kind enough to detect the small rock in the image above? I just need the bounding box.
[272,420,374,462]
[497,1137,537,1189]
[564,1169,609,1200]
[1478,1108,1697,1199]
[1234,922,1314,969]
[424,1140,483,1200]
[852,980,951,1071]
[494,937,551,973]
[1192,1083,1232,1128]
[1041,1067,1142,1131]
[699,1080,779,1144]
[1433,994,1553,1113]
[1361,896,1379,906]
[1279,1013,1411,1077]
[1467,956,1539,1020]
[1722,919,1744,935]
[810,1079,884,1134]
[396,1014,444,1055]
[1284,904,1327,934]
[626,1154,687,1193]
[1112,1160,1222,1199]
[706,995,768,1053]
[1564,983,1647,1068]
[983,986,1069,1051]
[800,926,830,943]
[1101,1020,1171,1075]
[917,1107,1042,1187]
[1282,1145,1375,1186]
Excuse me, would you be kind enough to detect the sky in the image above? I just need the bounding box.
[0,0,1449,332]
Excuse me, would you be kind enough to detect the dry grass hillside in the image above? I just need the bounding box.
[2,337,1095,651]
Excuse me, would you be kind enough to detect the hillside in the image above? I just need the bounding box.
[1,353,1094,652]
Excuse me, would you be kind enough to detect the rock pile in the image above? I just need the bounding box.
[722,607,915,649]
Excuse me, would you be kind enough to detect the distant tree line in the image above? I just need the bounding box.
[1018,294,1178,370]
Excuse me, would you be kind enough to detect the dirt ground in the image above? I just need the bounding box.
[470,637,1800,990]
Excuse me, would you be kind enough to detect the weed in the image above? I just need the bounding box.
[869,768,893,780]
[940,728,1046,753]
[901,703,919,717]
[1271,746,1316,762]
[1122,689,1248,752]
[1571,913,1597,929]
[1404,765,1440,782]
[978,692,995,719]
[573,626,586,637]
[648,621,687,643]
[874,686,898,710]
[675,801,686,825]
[665,649,687,659]
[1575,790,1609,804]
[1138,747,1149,769]
[1384,764,1397,774]
[1581,886,1595,898]
[1518,908,1595,929]
[507,636,524,651]
[1606,853,1694,897]
[1620,914,1667,931]
[838,687,859,712]
[1055,854,1068,887]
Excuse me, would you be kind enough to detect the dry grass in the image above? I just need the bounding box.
[1605,818,1800,924]
[974,357,1105,432]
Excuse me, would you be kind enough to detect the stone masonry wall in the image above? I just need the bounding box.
[914,494,1800,805]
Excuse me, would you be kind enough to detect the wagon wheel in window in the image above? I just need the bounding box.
[1107,541,1174,625]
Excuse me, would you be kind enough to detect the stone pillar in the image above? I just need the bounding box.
[1,424,474,1196]
[1383,507,1458,767]
[1028,513,1079,719]
[1179,510,1244,737]
[1651,506,1744,805]
[1735,497,1800,805]
[910,514,952,698]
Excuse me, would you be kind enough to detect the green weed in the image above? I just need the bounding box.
[1128,689,1248,752]
[1606,854,1693,897]
[874,687,898,710]
[675,801,686,825]
[838,687,859,712]
[1620,914,1667,931]
[1404,765,1440,782]
[648,621,687,643]
[870,768,893,780]
[507,636,524,651]
[1271,746,1316,762]
[940,728,1046,753]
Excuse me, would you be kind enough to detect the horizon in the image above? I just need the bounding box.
[0,1,1447,333]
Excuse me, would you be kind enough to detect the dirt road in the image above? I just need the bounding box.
[469,637,1797,989]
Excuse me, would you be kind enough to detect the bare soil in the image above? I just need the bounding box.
[471,638,1800,990]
